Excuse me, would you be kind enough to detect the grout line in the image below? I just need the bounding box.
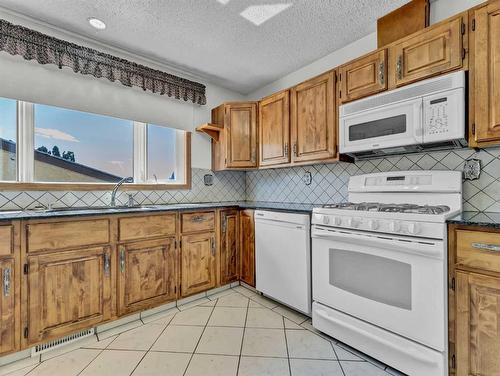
[330,341,347,376]
[282,316,292,376]
[235,294,249,376]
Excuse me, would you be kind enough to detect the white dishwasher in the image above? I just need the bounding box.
[255,210,311,315]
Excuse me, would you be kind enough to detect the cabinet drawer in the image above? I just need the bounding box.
[119,214,176,241]
[0,225,13,256]
[181,211,215,233]
[456,229,500,274]
[27,219,110,253]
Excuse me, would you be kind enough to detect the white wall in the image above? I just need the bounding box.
[0,9,244,170]
[247,0,486,100]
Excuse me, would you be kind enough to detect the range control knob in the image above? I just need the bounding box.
[368,220,379,230]
[322,216,330,225]
[347,218,359,228]
[389,221,401,232]
[408,222,420,235]
[333,217,341,226]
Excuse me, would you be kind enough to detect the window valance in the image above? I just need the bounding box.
[0,19,206,105]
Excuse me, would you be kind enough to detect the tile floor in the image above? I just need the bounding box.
[2,286,405,376]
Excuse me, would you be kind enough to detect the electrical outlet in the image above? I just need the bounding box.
[204,174,214,186]
[302,171,312,186]
[463,158,481,180]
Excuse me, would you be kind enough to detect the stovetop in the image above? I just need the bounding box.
[322,202,451,215]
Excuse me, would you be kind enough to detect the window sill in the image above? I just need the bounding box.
[0,181,192,191]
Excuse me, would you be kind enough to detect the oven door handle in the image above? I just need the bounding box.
[315,309,439,366]
[312,228,443,259]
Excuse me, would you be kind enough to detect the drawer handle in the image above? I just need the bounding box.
[119,246,126,273]
[103,252,111,277]
[378,61,385,85]
[472,242,500,252]
[3,267,11,297]
[191,215,206,223]
[284,143,289,156]
[396,55,403,80]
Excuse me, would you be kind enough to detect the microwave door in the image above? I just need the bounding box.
[341,99,423,154]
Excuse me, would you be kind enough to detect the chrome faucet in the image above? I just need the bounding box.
[110,177,133,207]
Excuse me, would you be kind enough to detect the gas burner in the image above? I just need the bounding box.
[322,202,450,214]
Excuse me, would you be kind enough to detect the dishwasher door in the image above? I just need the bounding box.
[255,210,311,315]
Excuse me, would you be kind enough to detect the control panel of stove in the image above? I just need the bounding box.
[312,213,444,239]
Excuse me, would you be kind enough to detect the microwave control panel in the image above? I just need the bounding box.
[426,97,449,135]
[423,88,464,142]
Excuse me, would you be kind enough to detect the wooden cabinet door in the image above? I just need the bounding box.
[220,209,239,285]
[118,238,176,315]
[25,246,112,346]
[225,103,258,168]
[239,210,255,287]
[455,271,500,375]
[0,258,16,354]
[389,15,464,87]
[259,91,290,167]
[291,70,336,163]
[180,233,216,297]
[339,49,387,103]
[471,2,500,145]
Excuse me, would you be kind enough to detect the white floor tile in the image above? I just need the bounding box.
[97,320,142,340]
[199,299,217,307]
[82,335,117,349]
[290,359,344,376]
[284,318,303,329]
[3,365,37,376]
[151,325,204,353]
[273,306,308,324]
[231,286,258,298]
[185,354,238,376]
[131,352,191,376]
[340,361,389,376]
[238,356,289,376]
[178,297,212,311]
[249,295,279,309]
[170,306,213,326]
[26,349,100,376]
[208,307,247,327]
[246,308,284,329]
[241,328,288,358]
[332,343,365,361]
[196,327,244,356]
[207,289,235,300]
[141,307,178,325]
[0,356,39,376]
[286,330,336,360]
[216,293,249,307]
[108,324,164,351]
[79,350,145,376]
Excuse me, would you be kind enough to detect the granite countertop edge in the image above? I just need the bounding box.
[0,201,318,220]
[446,211,500,228]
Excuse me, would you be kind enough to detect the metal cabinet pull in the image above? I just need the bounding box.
[293,143,297,157]
[472,242,500,252]
[211,237,216,256]
[396,55,403,80]
[119,246,126,273]
[284,143,289,156]
[3,267,11,297]
[222,217,227,233]
[378,62,385,85]
[103,252,110,277]
[191,215,205,223]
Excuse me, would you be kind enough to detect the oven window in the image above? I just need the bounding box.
[329,249,412,310]
[349,115,407,141]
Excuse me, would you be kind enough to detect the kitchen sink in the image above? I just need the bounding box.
[31,205,159,213]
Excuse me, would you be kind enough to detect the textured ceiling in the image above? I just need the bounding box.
[0,0,410,94]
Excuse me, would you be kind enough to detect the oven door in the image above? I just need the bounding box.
[311,226,446,351]
[340,98,423,153]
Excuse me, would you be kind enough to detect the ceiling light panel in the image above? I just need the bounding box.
[88,17,106,30]
[240,4,292,26]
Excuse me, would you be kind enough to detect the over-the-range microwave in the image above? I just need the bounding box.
[339,71,466,160]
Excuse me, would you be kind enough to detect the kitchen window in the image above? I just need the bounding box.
[0,96,190,189]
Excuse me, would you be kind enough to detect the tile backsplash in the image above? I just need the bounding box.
[0,147,500,213]
[246,147,500,212]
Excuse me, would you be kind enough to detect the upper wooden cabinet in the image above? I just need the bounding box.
[388,14,466,88]
[259,91,290,167]
[469,1,500,147]
[239,209,255,287]
[291,70,337,163]
[24,245,112,346]
[219,209,239,285]
[117,238,176,316]
[339,49,387,103]
[211,102,258,171]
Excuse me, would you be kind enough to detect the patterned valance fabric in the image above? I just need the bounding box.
[0,19,206,105]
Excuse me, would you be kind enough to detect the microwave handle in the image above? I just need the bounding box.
[413,100,424,140]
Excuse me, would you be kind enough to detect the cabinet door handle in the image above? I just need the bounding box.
[284,143,289,156]
[378,62,385,85]
[472,242,500,252]
[222,217,227,233]
[119,246,126,273]
[103,252,110,277]
[3,267,11,297]
[191,215,205,223]
[396,55,403,80]
[211,237,216,256]
[293,143,297,157]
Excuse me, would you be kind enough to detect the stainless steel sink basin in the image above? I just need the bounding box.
[31,205,158,213]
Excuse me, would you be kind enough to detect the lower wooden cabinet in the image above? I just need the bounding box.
[239,210,255,287]
[180,232,216,297]
[0,258,16,354]
[117,238,177,315]
[24,246,112,346]
[455,271,500,375]
[220,209,239,285]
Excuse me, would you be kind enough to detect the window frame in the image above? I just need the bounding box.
[0,99,191,190]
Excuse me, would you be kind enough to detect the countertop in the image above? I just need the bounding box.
[447,211,500,228]
[0,201,318,220]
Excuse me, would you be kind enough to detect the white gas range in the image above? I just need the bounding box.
[311,170,462,376]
